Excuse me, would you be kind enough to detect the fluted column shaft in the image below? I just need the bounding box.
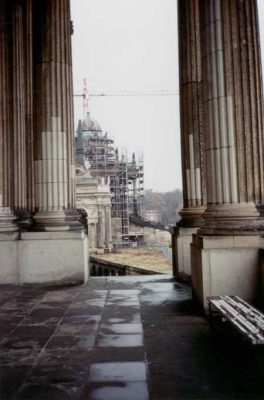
[0,1,17,232]
[105,205,112,249]
[97,208,105,249]
[33,0,76,227]
[12,1,27,210]
[24,0,35,211]
[200,0,264,234]
[178,0,206,227]
[89,223,97,249]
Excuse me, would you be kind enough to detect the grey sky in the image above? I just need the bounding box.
[71,0,264,192]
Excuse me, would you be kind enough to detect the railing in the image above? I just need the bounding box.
[129,214,172,232]
[89,256,161,277]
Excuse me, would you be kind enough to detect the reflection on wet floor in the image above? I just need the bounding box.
[1,275,264,399]
[0,279,154,400]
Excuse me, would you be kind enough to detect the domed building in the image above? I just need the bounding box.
[75,111,144,247]
[81,112,102,133]
[75,161,112,253]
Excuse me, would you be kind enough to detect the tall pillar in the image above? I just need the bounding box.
[191,0,264,309]
[105,205,112,251]
[12,0,35,228]
[32,0,76,228]
[173,0,206,280]
[89,223,97,250]
[12,1,27,211]
[97,208,105,251]
[25,0,35,214]
[0,1,18,235]
[17,0,88,284]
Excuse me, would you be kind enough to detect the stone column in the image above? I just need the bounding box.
[25,0,35,214]
[97,208,105,250]
[17,0,88,285]
[191,0,264,309]
[32,0,76,229]
[89,223,97,250]
[105,205,112,251]
[173,0,206,280]
[199,0,264,232]
[12,0,35,228]
[12,1,27,211]
[0,1,18,235]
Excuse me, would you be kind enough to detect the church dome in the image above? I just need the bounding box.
[82,112,102,134]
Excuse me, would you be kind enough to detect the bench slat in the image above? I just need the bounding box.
[208,295,264,344]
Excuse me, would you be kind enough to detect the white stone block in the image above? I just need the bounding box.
[191,234,261,311]
[18,233,89,284]
[0,241,18,284]
[173,227,198,280]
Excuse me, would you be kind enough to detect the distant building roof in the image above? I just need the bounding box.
[81,112,102,134]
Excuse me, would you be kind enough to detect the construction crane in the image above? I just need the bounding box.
[74,80,179,116]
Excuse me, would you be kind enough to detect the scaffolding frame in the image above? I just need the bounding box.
[80,131,144,243]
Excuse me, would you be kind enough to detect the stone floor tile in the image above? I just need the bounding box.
[76,290,107,301]
[102,304,140,313]
[27,308,66,319]
[61,315,101,325]
[101,313,141,324]
[88,382,149,400]
[107,295,139,303]
[46,335,96,350]
[35,301,71,310]
[109,290,140,295]
[65,307,102,317]
[106,300,140,307]
[70,299,106,308]
[12,325,55,338]
[15,383,80,400]
[89,361,147,382]
[1,336,49,351]
[55,323,99,336]
[96,334,143,347]
[0,366,32,400]
[0,349,41,366]
[41,291,77,303]
[99,323,143,334]
[37,349,91,367]
[26,364,88,392]
[88,347,145,363]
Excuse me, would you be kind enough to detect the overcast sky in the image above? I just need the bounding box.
[71,0,264,193]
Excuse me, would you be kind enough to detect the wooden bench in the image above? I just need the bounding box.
[208,295,264,345]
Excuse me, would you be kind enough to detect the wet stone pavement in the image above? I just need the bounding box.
[0,275,264,399]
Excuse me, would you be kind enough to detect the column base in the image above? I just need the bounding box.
[191,234,261,312]
[178,206,206,227]
[33,209,74,231]
[172,226,199,281]
[198,203,262,235]
[15,209,33,230]
[0,207,18,232]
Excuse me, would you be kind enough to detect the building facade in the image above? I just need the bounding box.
[75,111,144,245]
[76,163,112,253]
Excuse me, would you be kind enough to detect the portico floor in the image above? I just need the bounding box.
[0,275,264,399]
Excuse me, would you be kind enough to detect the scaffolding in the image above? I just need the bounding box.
[75,114,144,243]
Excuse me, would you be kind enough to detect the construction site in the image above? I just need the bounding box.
[75,102,144,246]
